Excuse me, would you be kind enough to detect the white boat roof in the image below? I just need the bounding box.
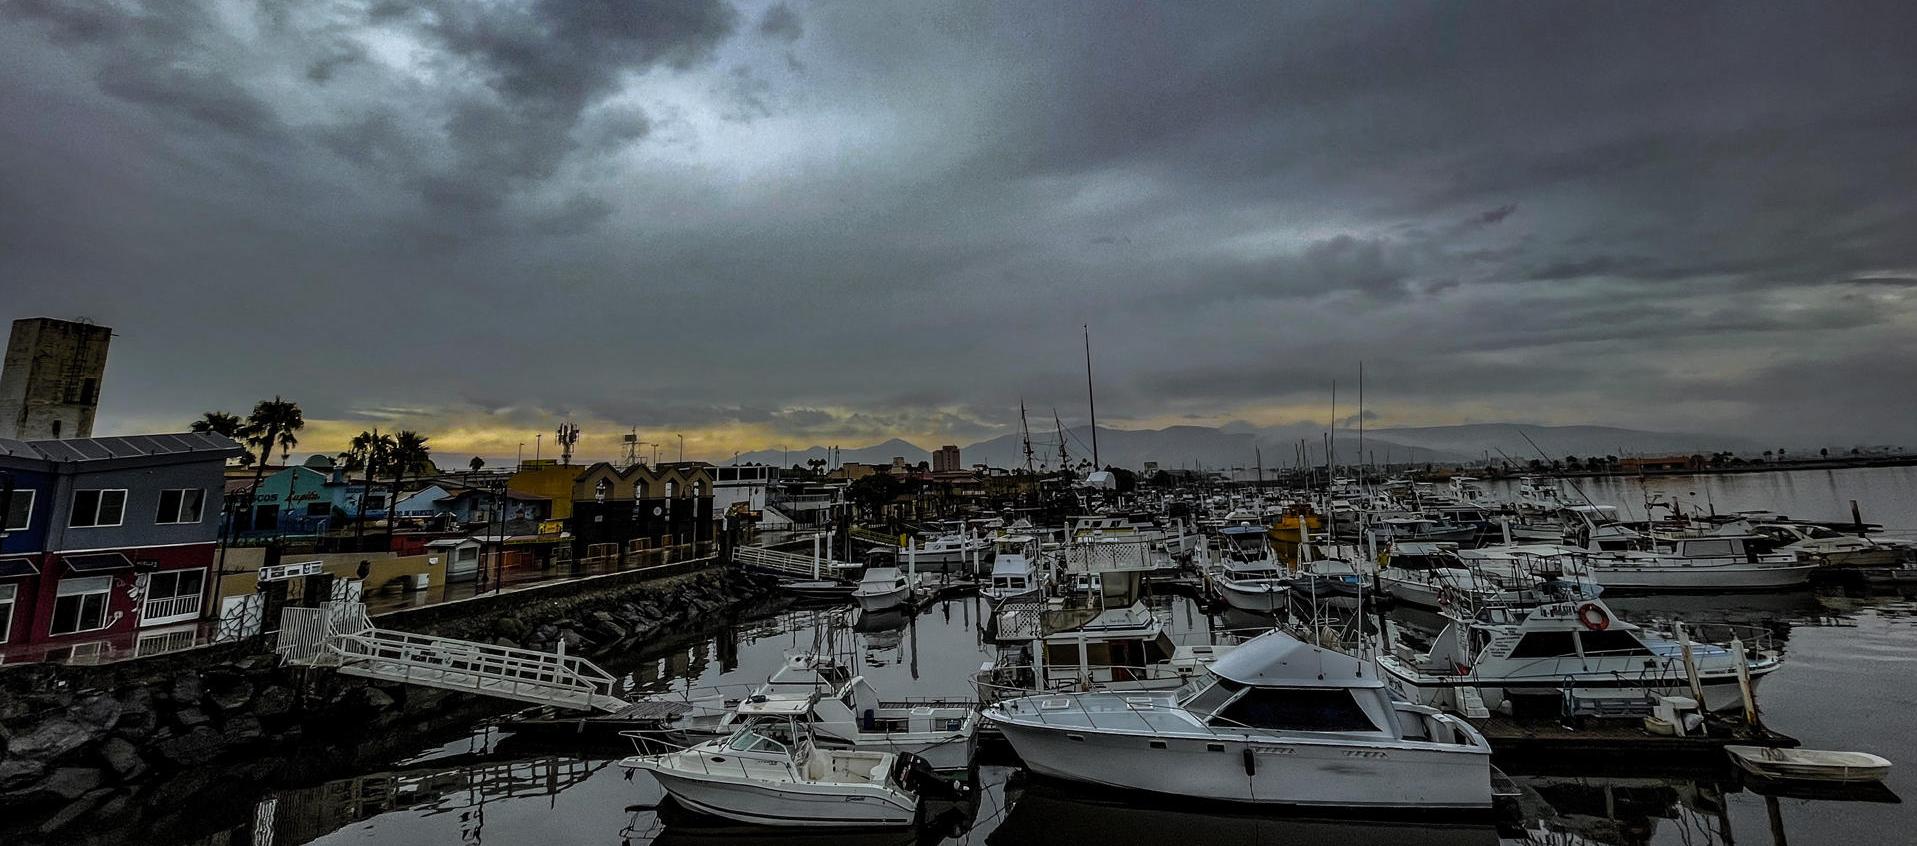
[737,694,814,716]
[1206,630,1382,689]
[989,558,1032,576]
[861,567,901,580]
[1392,541,1457,555]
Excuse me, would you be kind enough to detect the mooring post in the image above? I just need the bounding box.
[1731,636,1757,726]
[1677,621,1707,706]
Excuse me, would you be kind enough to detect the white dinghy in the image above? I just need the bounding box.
[1726,745,1893,783]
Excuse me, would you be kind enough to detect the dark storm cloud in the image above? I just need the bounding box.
[4,0,1917,454]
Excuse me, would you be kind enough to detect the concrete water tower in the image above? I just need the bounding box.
[0,317,113,440]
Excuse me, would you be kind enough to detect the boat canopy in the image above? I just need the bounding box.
[859,567,902,583]
[989,557,1033,577]
[1205,630,1381,689]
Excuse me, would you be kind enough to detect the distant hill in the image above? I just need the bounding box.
[1369,424,1762,462]
[732,426,1465,472]
[732,438,930,468]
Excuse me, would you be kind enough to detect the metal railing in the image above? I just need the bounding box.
[334,626,624,710]
[141,593,202,621]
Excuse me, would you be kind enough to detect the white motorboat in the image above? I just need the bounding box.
[623,703,923,828]
[1590,535,1818,592]
[984,629,1495,809]
[1741,521,1915,569]
[1377,598,1783,715]
[1209,526,1289,614]
[1726,745,1893,783]
[912,532,993,571]
[853,567,919,612]
[981,535,1049,605]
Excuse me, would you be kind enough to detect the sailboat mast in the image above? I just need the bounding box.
[1083,324,1100,469]
[1020,400,1036,474]
[1357,362,1365,491]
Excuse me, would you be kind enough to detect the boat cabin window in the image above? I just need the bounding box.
[1209,687,1379,733]
[1680,538,1736,557]
[1577,629,1653,657]
[1508,631,1580,658]
[1180,678,1243,714]
[1804,526,1845,540]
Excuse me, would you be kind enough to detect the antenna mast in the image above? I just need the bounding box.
[1020,400,1036,474]
[1083,324,1100,469]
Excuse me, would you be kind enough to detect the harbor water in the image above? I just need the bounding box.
[125,470,1917,844]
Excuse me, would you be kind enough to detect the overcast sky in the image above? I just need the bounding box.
[4,1,1914,461]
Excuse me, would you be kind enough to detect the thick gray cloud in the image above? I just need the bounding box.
[3,0,1915,458]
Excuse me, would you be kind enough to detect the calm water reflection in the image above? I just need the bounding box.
[235,469,1917,845]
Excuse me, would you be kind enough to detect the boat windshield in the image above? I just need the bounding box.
[1178,677,1244,714]
[726,723,795,756]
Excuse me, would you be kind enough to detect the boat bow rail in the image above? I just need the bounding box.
[276,602,630,712]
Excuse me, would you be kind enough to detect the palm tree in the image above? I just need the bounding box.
[238,397,303,537]
[344,429,394,545]
[190,411,244,437]
[383,431,432,548]
[190,410,255,466]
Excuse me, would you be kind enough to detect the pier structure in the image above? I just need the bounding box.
[276,601,630,712]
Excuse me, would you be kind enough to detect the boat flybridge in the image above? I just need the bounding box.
[984,629,1495,810]
[981,534,1049,605]
[1376,598,1783,716]
[1209,525,1289,614]
[622,699,926,828]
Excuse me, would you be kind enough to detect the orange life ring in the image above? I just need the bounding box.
[1577,602,1610,631]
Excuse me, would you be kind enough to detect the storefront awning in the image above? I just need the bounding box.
[65,552,134,573]
[0,557,39,579]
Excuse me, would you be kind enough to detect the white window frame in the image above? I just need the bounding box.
[140,568,206,626]
[50,575,114,636]
[0,583,16,644]
[3,489,33,532]
[69,489,127,528]
[154,488,206,525]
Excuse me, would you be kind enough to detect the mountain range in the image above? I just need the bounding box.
[729,423,1763,471]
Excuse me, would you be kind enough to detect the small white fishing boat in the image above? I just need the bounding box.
[622,701,924,828]
[981,535,1048,605]
[853,567,919,613]
[1209,526,1289,614]
[1726,745,1892,783]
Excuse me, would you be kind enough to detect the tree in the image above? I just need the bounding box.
[1564,455,1582,471]
[190,411,255,465]
[383,431,431,548]
[1104,466,1138,493]
[344,429,394,544]
[469,456,485,472]
[847,474,904,520]
[1820,448,1829,459]
[238,397,303,536]
[190,410,244,437]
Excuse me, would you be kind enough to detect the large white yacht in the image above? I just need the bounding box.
[984,629,1495,810]
[1589,534,1818,591]
[1376,598,1783,714]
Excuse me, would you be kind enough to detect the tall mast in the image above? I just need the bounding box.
[1019,399,1036,474]
[1054,408,1069,471]
[1329,379,1337,479]
[1357,362,1365,489]
[1083,324,1100,469]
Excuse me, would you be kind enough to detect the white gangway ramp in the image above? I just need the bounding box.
[277,602,630,712]
[732,542,859,580]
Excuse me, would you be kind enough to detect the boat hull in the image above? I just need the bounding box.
[1377,659,1772,714]
[1214,579,1288,614]
[854,587,911,612]
[1593,562,1818,591]
[642,767,918,828]
[992,720,1492,810]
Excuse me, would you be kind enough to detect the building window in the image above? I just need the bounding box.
[306,502,332,517]
[142,569,205,624]
[0,583,15,644]
[69,489,127,528]
[50,576,113,636]
[155,489,206,524]
[3,489,32,532]
[362,494,386,511]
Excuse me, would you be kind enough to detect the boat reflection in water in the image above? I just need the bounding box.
[987,776,1501,846]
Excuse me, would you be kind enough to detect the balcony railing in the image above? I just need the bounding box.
[142,593,203,623]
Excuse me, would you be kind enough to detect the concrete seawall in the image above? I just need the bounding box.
[0,561,780,842]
